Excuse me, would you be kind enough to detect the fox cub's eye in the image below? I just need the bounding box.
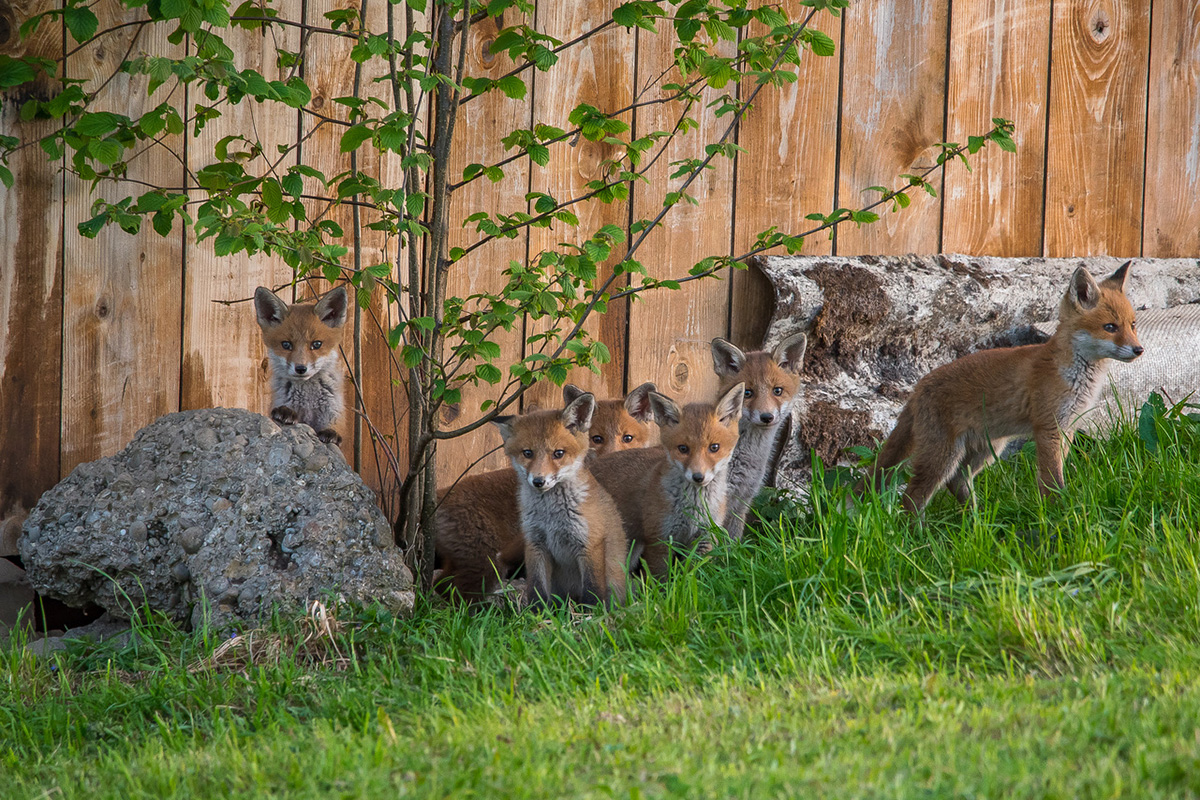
[621,434,633,443]
[708,443,720,453]
[281,341,293,351]
[1103,323,1118,333]
[678,444,690,454]
[310,340,323,350]
[1131,321,1137,330]
[521,449,533,459]
[552,449,565,460]
[591,435,604,445]
[743,389,753,398]
[772,386,783,396]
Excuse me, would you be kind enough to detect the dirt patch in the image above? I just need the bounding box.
[795,400,883,466]
[803,264,891,380]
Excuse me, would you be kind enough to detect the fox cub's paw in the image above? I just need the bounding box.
[316,428,343,446]
[271,406,299,426]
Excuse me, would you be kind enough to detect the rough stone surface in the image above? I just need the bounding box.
[757,255,1200,485]
[19,408,414,629]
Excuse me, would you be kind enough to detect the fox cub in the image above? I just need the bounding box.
[565,381,657,455]
[254,286,348,445]
[494,391,628,607]
[868,262,1144,513]
[434,382,656,601]
[711,333,807,539]
[590,382,744,577]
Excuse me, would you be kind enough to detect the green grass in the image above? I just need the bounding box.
[3,402,1199,798]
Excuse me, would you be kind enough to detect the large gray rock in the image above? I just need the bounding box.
[757,255,1200,482]
[19,408,413,629]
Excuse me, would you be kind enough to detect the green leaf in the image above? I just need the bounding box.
[77,213,107,238]
[340,124,372,153]
[494,75,527,100]
[63,7,99,44]
[475,363,502,384]
[88,138,123,166]
[0,165,11,189]
[0,56,37,89]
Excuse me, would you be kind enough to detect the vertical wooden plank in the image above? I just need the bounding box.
[836,0,949,256]
[943,0,1051,255]
[438,12,531,480]
[730,4,842,349]
[524,0,632,408]
[61,7,184,473]
[624,22,735,406]
[1044,0,1150,257]
[299,0,408,480]
[0,1,62,515]
[182,5,300,415]
[1143,2,1200,257]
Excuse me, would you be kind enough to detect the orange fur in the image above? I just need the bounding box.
[589,383,743,577]
[869,263,1143,513]
[494,395,627,607]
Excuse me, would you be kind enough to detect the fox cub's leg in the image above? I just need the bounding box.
[271,405,299,426]
[945,440,997,505]
[1033,424,1068,494]
[521,545,553,609]
[902,434,966,514]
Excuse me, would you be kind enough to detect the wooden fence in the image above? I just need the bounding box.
[1,0,1197,520]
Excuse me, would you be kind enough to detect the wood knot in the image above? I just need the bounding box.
[95,297,110,319]
[670,362,689,391]
[479,36,496,68]
[440,402,461,423]
[311,95,324,110]
[1089,9,1111,43]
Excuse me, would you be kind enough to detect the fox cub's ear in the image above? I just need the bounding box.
[772,333,807,374]
[562,384,586,406]
[491,415,516,443]
[710,338,746,377]
[648,391,681,428]
[1102,260,1132,291]
[561,391,596,434]
[315,286,349,328]
[1067,266,1102,311]
[624,382,657,423]
[715,382,745,428]
[254,287,289,328]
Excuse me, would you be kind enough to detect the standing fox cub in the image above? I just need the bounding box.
[869,262,1144,513]
[494,392,628,607]
[590,382,744,577]
[254,286,348,446]
[711,333,807,539]
[434,382,656,602]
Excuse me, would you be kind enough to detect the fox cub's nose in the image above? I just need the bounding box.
[294,364,308,375]
[531,476,546,488]
[758,412,775,424]
[690,471,705,484]
[1132,345,1144,357]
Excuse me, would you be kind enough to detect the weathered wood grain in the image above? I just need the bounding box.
[299,0,411,487]
[437,12,533,481]
[181,4,300,416]
[0,0,62,515]
[730,2,842,349]
[1044,0,1150,257]
[61,6,184,473]
[624,21,736,407]
[1143,2,1200,257]
[836,0,949,256]
[524,0,632,409]
[943,0,1051,255]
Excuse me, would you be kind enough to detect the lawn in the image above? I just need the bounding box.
[3,396,1199,799]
